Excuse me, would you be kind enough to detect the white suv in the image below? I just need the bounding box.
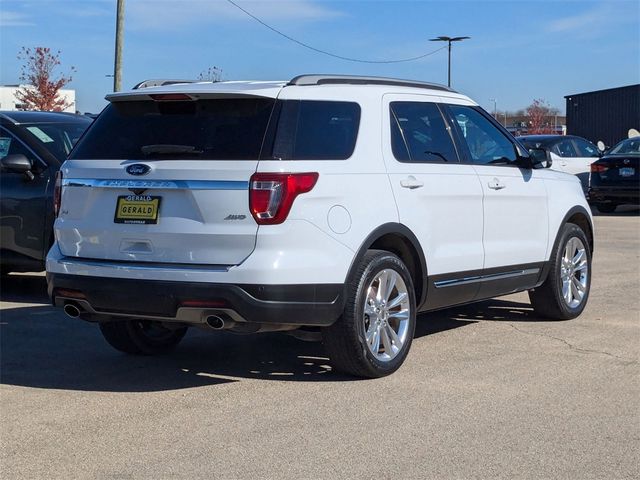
[47,75,594,378]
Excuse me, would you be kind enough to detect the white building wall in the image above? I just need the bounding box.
[0,85,76,112]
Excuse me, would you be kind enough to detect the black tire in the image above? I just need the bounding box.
[99,320,188,355]
[323,250,416,378]
[595,203,617,213]
[529,223,592,320]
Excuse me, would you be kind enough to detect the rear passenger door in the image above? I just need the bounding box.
[444,104,548,299]
[382,94,484,310]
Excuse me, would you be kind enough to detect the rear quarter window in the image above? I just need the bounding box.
[271,100,360,160]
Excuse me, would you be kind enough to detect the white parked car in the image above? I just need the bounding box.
[47,75,594,377]
[516,134,602,192]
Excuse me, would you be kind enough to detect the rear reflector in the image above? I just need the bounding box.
[149,93,193,101]
[55,288,86,299]
[591,163,609,173]
[249,172,319,225]
[180,300,228,308]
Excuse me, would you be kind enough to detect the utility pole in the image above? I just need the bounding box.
[429,36,470,87]
[490,98,497,119]
[113,0,125,92]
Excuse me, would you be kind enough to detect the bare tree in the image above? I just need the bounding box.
[15,47,75,111]
[198,66,223,82]
[525,99,555,134]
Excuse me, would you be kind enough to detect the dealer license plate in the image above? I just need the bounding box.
[114,195,161,224]
[619,167,635,177]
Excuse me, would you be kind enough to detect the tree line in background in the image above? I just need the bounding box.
[12,47,560,134]
[494,99,562,134]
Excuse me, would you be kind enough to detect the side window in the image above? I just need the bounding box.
[573,138,599,157]
[0,129,38,167]
[272,100,360,160]
[390,102,458,163]
[553,139,578,157]
[448,105,517,165]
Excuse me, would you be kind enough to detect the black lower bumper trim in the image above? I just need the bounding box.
[47,273,344,327]
[588,186,640,204]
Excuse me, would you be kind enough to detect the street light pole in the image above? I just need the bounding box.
[429,36,470,87]
[490,98,497,119]
[113,0,125,92]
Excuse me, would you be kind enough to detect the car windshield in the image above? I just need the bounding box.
[517,138,546,149]
[22,122,90,162]
[609,138,640,155]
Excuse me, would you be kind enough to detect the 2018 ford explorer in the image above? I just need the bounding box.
[47,75,594,378]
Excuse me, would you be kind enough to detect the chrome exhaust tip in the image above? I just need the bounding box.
[63,303,82,319]
[205,315,226,330]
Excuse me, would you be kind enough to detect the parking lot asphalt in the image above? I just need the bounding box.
[1,208,639,480]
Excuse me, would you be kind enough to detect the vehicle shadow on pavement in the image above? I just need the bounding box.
[2,275,546,392]
[423,298,544,325]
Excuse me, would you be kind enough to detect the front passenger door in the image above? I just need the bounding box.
[0,129,50,269]
[445,104,548,299]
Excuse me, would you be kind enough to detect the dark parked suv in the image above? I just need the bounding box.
[1,111,92,273]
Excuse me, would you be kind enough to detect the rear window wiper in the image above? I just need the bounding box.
[141,144,203,156]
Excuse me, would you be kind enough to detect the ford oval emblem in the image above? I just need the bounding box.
[126,164,151,176]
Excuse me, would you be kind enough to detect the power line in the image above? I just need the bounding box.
[225,0,447,64]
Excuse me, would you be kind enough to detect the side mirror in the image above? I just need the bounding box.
[527,148,553,168]
[1,154,34,179]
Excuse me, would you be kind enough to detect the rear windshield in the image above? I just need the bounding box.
[609,138,640,155]
[70,98,276,160]
[70,98,360,161]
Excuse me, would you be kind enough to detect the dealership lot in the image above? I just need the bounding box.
[1,209,638,479]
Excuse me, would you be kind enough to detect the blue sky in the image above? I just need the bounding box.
[1,0,638,114]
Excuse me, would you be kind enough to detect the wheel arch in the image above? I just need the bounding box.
[539,205,594,285]
[563,206,594,254]
[346,223,428,309]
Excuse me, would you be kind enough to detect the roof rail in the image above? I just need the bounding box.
[288,74,456,93]
[132,79,200,90]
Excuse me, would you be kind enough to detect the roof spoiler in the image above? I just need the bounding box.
[132,79,200,90]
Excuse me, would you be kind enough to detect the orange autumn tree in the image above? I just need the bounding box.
[15,47,75,111]
[525,98,555,134]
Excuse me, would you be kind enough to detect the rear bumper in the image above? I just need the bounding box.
[588,185,640,204]
[48,273,344,327]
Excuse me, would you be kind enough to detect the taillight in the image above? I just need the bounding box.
[54,170,63,217]
[591,163,608,173]
[249,172,319,225]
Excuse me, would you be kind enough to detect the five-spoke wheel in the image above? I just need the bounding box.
[530,223,592,320]
[323,250,416,378]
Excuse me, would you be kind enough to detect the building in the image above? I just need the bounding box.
[0,85,76,113]
[565,84,640,147]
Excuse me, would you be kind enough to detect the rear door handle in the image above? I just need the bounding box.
[400,176,424,189]
[488,178,506,190]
